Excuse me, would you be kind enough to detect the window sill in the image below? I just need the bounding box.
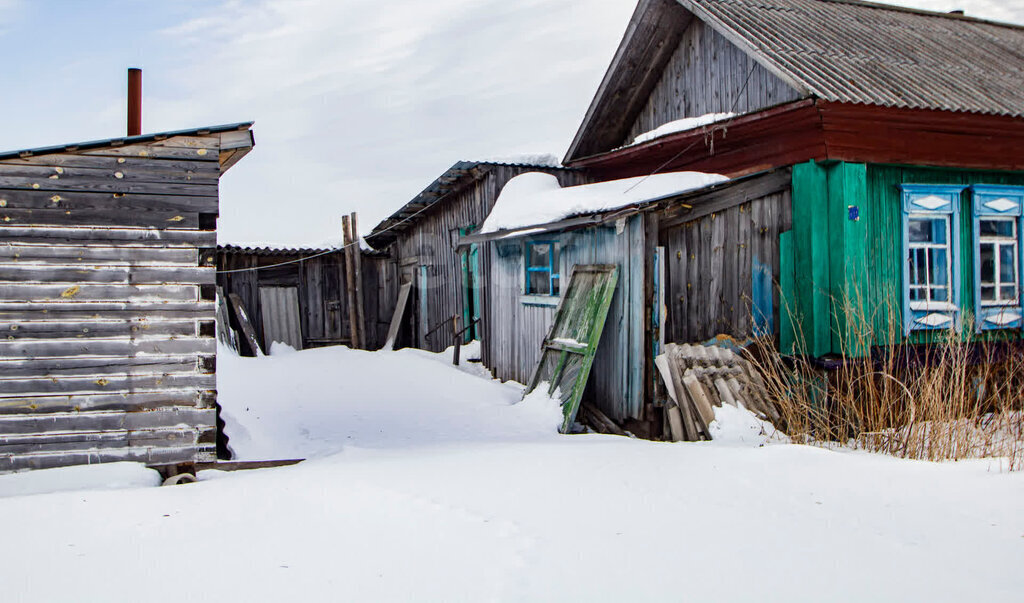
[521,295,560,307]
[909,301,958,312]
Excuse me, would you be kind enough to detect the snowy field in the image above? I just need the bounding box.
[1,344,1023,602]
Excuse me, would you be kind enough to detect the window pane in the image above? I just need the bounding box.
[982,286,996,301]
[931,287,949,302]
[528,244,550,268]
[909,248,927,284]
[1001,285,1017,300]
[980,243,995,283]
[981,219,1014,238]
[552,275,560,296]
[930,248,948,286]
[909,288,924,301]
[908,219,933,243]
[528,271,550,295]
[999,244,1016,284]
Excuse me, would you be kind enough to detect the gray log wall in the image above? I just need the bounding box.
[661,189,792,343]
[0,133,239,472]
[625,19,801,145]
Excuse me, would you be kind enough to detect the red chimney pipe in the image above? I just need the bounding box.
[127,68,142,137]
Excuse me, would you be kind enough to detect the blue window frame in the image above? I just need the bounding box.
[899,184,966,334]
[971,185,1024,331]
[525,241,560,296]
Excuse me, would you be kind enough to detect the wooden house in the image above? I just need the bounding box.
[365,161,585,352]
[465,0,1024,433]
[216,244,396,354]
[0,123,254,473]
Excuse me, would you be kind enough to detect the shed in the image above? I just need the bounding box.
[366,160,587,352]
[463,168,791,432]
[0,122,254,473]
[216,244,396,353]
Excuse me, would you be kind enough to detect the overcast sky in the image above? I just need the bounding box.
[0,0,1021,247]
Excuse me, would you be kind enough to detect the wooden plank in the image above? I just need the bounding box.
[0,266,213,285]
[0,356,205,379]
[0,189,219,213]
[79,143,221,161]
[0,373,216,396]
[228,293,263,355]
[0,390,210,415]
[0,284,197,303]
[0,244,198,266]
[0,301,214,320]
[0,318,200,340]
[342,215,361,349]
[0,163,219,184]
[0,336,215,359]
[351,213,367,350]
[384,279,412,350]
[0,443,216,472]
[0,225,215,247]
[0,408,216,435]
[0,175,217,197]
[0,207,201,229]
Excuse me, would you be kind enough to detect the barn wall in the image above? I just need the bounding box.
[394,165,586,353]
[625,19,802,145]
[217,249,396,353]
[0,133,230,472]
[484,217,647,422]
[661,187,793,344]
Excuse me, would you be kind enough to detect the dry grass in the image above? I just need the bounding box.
[748,290,1024,470]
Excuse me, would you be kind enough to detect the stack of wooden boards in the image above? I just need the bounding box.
[655,342,780,442]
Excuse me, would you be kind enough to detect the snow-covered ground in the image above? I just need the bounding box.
[2,344,1023,602]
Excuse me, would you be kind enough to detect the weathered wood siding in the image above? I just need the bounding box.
[217,250,395,352]
[483,217,647,422]
[625,19,802,145]
[394,165,586,353]
[661,188,792,343]
[0,133,232,472]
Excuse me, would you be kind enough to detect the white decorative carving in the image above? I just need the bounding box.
[985,311,1021,326]
[911,195,949,210]
[915,312,952,327]
[984,198,1018,213]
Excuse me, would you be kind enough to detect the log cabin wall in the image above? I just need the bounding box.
[386,163,587,353]
[658,178,793,344]
[0,126,253,473]
[624,18,801,146]
[216,248,396,353]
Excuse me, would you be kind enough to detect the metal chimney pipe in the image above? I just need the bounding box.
[127,68,142,137]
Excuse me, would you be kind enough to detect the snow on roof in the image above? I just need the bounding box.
[479,171,728,234]
[628,113,735,147]
[474,153,562,168]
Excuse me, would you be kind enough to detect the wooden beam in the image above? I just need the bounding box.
[342,215,361,350]
[350,212,367,350]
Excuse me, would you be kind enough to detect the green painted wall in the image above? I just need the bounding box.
[783,161,1024,356]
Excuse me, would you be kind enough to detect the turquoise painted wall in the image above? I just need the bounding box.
[783,161,1024,356]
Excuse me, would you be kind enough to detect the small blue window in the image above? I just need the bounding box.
[525,241,560,296]
[972,185,1024,331]
[899,184,966,334]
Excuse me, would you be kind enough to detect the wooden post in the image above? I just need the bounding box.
[452,314,461,365]
[342,215,361,350]
[350,213,367,350]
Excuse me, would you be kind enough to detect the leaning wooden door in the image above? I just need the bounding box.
[524,264,619,433]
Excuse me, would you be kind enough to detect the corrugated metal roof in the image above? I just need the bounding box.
[683,0,1024,117]
[365,160,575,250]
[0,122,255,160]
[218,244,337,256]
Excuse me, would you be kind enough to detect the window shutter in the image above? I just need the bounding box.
[972,185,1024,332]
[899,184,966,335]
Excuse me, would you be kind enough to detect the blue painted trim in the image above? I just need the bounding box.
[971,185,1024,332]
[524,240,559,296]
[900,184,965,335]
